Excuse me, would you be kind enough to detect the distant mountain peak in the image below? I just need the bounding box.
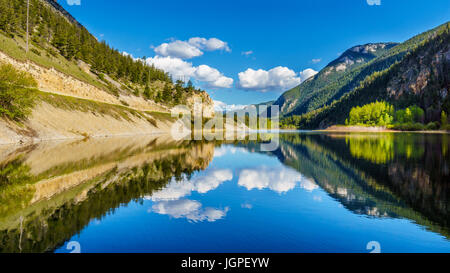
[327,42,398,70]
[273,41,404,117]
[43,0,83,28]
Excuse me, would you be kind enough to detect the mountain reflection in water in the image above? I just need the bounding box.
[0,132,448,253]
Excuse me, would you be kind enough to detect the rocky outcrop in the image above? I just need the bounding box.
[386,33,450,121]
[274,42,398,116]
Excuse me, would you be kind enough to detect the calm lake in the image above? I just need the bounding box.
[0,132,449,253]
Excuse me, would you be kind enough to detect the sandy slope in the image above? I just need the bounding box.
[0,101,173,145]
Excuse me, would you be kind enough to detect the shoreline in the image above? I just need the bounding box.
[320,125,449,134]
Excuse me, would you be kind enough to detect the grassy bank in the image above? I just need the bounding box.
[0,33,107,91]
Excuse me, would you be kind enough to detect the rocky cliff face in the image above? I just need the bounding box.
[386,34,450,121]
[42,0,83,27]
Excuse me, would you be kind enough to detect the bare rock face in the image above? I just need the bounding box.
[386,44,450,119]
[186,91,215,118]
[43,0,83,27]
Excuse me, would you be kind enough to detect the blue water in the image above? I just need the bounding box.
[51,134,450,253]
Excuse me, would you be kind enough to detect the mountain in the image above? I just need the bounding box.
[274,42,398,116]
[0,0,216,144]
[0,0,214,114]
[275,22,450,120]
[281,21,450,129]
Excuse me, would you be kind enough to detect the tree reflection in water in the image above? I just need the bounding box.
[0,132,448,252]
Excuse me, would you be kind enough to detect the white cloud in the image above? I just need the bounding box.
[121,51,134,58]
[214,100,248,112]
[152,199,229,223]
[188,37,231,52]
[366,0,381,6]
[153,37,230,59]
[242,51,254,56]
[148,169,233,201]
[311,58,322,64]
[238,166,318,194]
[195,65,234,88]
[146,56,196,80]
[67,0,81,5]
[238,66,309,92]
[213,146,249,158]
[194,169,233,194]
[154,40,203,59]
[299,68,318,82]
[146,56,233,88]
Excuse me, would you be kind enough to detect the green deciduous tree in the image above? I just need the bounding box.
[0,64,37,120]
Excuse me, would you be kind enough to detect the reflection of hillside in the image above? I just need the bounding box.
[0,137,214,253]
[273,133,450,238]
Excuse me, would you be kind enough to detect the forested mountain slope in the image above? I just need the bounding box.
[275,22,450,118]
[281,22,450,129]
[0,0,213,114]
[275,43,397,116]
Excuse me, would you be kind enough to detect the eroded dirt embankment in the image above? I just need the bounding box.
[0,101,174,145]
[0,49,181,144]
[0,51,169,113]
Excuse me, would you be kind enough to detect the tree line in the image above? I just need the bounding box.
[280,22,450,130]
[0,0,207,106]
[0,0,170,84]
[344,101,448,131]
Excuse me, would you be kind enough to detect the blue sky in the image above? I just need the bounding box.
[60,0,450,108]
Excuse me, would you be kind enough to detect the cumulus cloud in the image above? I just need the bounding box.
[366,0,381,6]
[299,68,318,82]
[188,37,231,52]
[214,100,248,112]
[153,37,230,59]
[145,56,233,88]
[146,56,196,80]
[213,146,249,158]
[67,0,81,5]
[148,169,233,201]
[237,67,317,92]
[195,65,234,88]
[154,40,203,59]
[152,199,229,223]
[121,51,136,59]
[238,166,318,194]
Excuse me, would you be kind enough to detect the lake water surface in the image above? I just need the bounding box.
[0,132,449,253]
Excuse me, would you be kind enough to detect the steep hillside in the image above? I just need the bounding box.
[0,0,214,115]
[0,0,220,144]
[282,22,450,129]
[275,22,450,118]
[274,43,397,116]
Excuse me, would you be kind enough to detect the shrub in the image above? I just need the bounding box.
[395,105,424,123]
[97,73,106,82]
[30,48,41,56]
[441,111,448,129]
[347,101,394,126]
[0,64,38,120]
[425,122,439,130]
[393,122,425,131]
